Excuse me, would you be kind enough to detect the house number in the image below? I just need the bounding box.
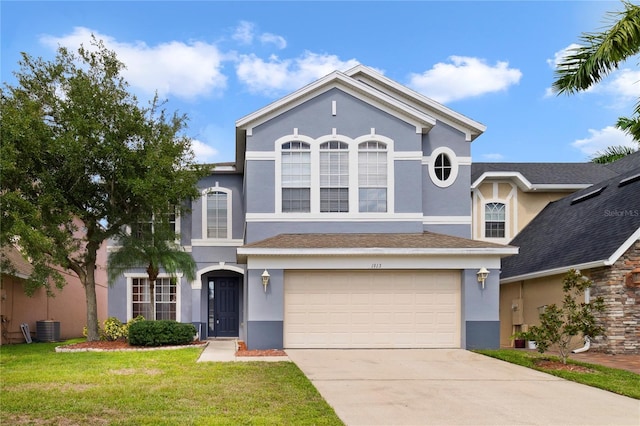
[371,263,382,269]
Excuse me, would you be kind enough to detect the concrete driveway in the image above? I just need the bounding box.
[286,349,639,426]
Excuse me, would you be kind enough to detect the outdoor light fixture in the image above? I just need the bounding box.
[261,269,270,292]
[626,267,640,287]
[477,267,490,289]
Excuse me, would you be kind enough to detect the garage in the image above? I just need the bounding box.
[284,270,461,349]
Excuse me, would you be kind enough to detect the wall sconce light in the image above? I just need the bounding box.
[626,267,640,287]
[261,269,270,292]
[477,267,490,289]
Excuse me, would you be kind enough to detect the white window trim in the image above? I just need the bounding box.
[125,273,182,322]
[427,147,459,188]
[472,181,517,242]
[201,186,232,240]
[274,132,395,215]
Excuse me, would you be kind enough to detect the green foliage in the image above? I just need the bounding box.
[590,145,638,163]
[527,269,605,364]
[102,317,126,341]
[128,320,196,346]
[476,349,640,399]
[553,1,640,143]
[0,340,342,425]
[1,37,207,340]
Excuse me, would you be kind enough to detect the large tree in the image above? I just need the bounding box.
[0,38,207,340]
[107,220,197,320]
[553,1,640,162]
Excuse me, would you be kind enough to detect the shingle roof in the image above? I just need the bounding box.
[242,231,514,250]
[501,165,640,280]
[471,162,618,185]
[603,149,640,174]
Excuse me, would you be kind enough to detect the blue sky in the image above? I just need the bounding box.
[2,1,639,164]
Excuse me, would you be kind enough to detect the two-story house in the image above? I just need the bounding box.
[108,65,517,350]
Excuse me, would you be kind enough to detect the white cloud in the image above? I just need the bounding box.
[40,27,227,100]
[547,43,582,69]
[482,153,505,161]
[260,33,287,49]
[236,51,360,95]
[232,21,255,45]
[191,139,218,164]
[546,44,640,102]
[571,126,637,156]
[407,56,522,103]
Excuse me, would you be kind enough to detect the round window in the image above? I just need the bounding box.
[428,147,458,188]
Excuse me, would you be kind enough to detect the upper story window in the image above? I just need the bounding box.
[276,133,394,214]
[428,147,459,188]
[485,202,506,238]
[358,141,387,212]
[282,141,311,212]
[320,141,349,212]
[202,187,232,239]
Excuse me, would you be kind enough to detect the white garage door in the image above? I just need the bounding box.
[284,270,460,349]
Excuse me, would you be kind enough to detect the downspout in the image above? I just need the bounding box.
[571,336,591,353]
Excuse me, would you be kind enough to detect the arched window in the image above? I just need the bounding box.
[320,141,349,212]
[358,141,387,212]
[202,187,232,239]
[281,141,311,212]
[485,202,506,238]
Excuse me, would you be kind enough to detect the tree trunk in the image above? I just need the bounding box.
[83,241,100,341]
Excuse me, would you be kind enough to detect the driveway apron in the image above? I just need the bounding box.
[286,349,639,426]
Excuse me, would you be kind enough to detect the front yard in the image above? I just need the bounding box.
[0,340,343,425]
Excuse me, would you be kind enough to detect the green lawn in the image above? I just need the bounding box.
[475,349,640,399]
[0,340,343,425]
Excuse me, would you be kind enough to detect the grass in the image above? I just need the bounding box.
[475,349,640,400]
[0,340,344,425]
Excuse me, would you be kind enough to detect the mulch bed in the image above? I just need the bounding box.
[534,359,594,373]
[56,340,287,356]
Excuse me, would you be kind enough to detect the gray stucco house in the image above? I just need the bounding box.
[108,65,517,350]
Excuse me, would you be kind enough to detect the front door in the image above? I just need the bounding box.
[208,277,240,337]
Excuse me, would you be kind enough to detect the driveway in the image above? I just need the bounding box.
[286,349,639,426]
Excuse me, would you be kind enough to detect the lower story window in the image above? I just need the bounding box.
[132,277,177,320]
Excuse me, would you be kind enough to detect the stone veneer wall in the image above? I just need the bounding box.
[589,240,640,354]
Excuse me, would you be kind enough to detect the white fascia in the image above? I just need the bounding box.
[343,65,486,141]
[242,253,506,271]
[471,172,592,192]
[500,261,608,284]
[238,246,518,259]
[500,229,640,284]
[235,72,436,135]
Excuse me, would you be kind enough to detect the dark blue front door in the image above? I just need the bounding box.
[208,277,239,337]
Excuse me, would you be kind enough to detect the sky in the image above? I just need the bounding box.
[2,1,639,164]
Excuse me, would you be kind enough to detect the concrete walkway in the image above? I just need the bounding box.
[287,349,640,426]
[197,339,290,362]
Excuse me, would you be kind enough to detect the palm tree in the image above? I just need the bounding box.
[553,0,640,162]
[108,219,197,320]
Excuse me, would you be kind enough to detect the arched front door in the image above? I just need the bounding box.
[208,277,239,337]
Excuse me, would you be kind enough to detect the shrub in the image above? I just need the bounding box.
[527,269,605,364]
[128,320,196,347]
[103,317,127,341]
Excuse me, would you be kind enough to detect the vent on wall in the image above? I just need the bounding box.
[570,186,606,205]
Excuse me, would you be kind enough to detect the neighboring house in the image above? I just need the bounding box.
[0,245,108,344]
[108,65,517,350]
[471,162,618,244]
[499,152,640,354]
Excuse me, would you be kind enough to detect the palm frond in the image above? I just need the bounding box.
[590,144,637,163]
[553,1,640,94]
